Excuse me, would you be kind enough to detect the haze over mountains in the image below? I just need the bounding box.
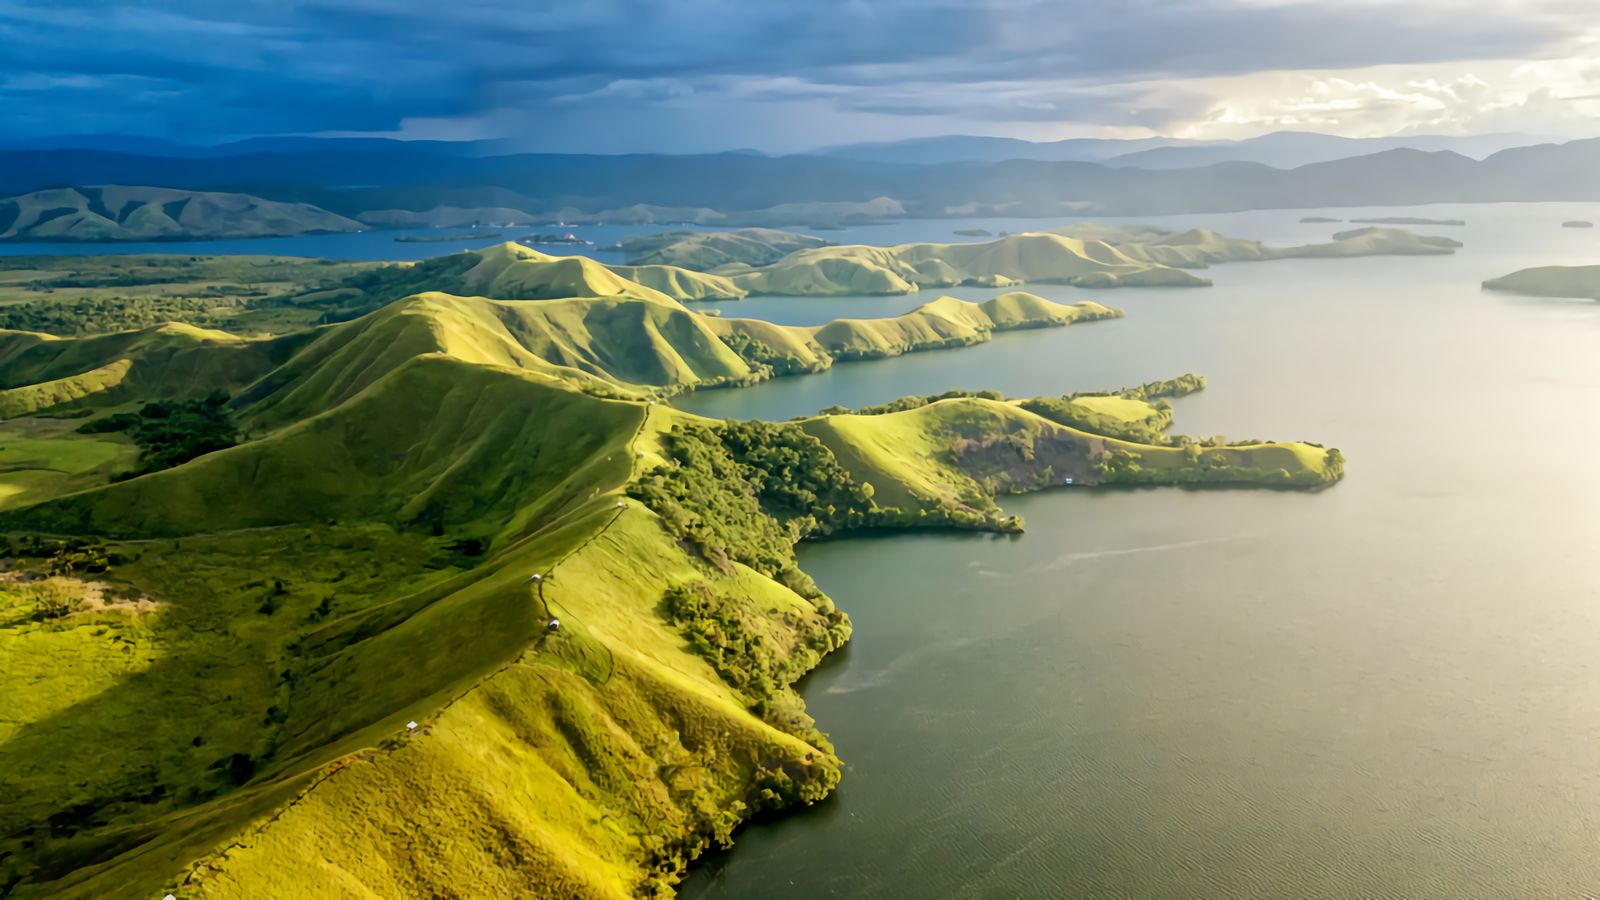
[817,131,1547,169]
[7,131,1600,239]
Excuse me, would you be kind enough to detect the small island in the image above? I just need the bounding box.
[1482,264,1600,300]
[953,227,993,237]
[1562,220,1594,229]
[393,230,502,243]
[1349,216,1466,226]
[519,232,593,245]
[1300,216,1343,223]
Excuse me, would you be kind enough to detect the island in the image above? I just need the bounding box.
[1299,216,1343,223]
[1045,223,1461,268]
[1482,264,1600,300]
[953,227,993,236]
[393,230,502,243]
[1562,220,1594,229]
[601,223,1464,299]
[715,232,1213,295]
[519,232,593,245]
[0,241,1344,898]
[0,185,363,242]
[1348,216,1466,226]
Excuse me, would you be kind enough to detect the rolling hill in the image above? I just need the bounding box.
[0,277,1342,898]
[0,186,363,242]
[615,228,831,269]
[723,232,1210,295]
[1046,224,1462,269]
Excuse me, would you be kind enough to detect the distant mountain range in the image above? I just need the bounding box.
[818,131,1551,169]
[8,134,1600,238]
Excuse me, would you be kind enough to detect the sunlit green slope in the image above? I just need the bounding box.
[0,279,1341,899]
[723,232,1211,295]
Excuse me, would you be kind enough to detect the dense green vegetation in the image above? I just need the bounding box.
[629,422,875,598]
[77,393,238,475]
[0,254,381,336]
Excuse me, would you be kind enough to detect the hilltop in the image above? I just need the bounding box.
[719,232,1210,296]
[321,243,747,316]
[0,282,1342,897]
[615,228,831,269]
[0,186,363,242]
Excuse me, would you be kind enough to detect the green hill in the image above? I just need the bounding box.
[0,323,307,418]
[0,281,1343,898]
[725,232,1210,295]
[1482,264,1600,300]
[616,228,831,269]
[329,243,745,313]
[0,186,363,242]
[1047,224,1462,269]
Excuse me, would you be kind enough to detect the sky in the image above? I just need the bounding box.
[2,0,1599,152]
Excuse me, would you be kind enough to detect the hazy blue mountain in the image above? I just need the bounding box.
[7,138,1600,227]
[821,130,1547,168]
[816,134,1183,164]
[1107,131,1548,169]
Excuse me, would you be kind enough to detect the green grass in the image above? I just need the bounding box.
[0,270,1345,898]
[0,417,136,510]
[727,232,1212,296]
[616,228,830,269]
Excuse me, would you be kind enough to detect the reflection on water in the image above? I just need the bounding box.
[679,203,1600,898]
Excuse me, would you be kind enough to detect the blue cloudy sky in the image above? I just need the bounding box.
[2,0,1598,151]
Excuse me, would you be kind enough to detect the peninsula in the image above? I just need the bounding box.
[0,251,1342,897]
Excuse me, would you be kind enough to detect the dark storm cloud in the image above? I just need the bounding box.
[0,0,1580,144]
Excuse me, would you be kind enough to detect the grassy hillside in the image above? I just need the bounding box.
[0,323,307,416]
[0,277,1344,898]
[616,229,830,269]
[1048,224,1462,269]
[323,243,746,315]
[0,186,362,242]
[1483,264,1600,300]
[235,290,1116,417]
[724,232,1210,296]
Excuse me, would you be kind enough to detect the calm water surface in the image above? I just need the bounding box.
[677,204,1600,898]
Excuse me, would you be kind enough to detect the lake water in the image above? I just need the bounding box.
[675,203,1600,897]
[19,201,1600,897]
